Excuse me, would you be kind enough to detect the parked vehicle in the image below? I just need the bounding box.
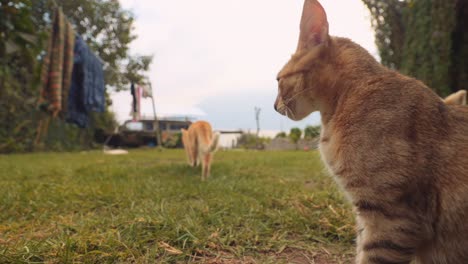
[96,118,192,148]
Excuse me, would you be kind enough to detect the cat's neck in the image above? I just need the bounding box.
[318,37,388,125]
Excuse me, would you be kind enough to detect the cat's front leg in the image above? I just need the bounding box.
[355,216,366,263]
[354,210,422,264]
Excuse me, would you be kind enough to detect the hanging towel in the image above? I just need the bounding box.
[66,35,106,128]
[141,84,153,98]
[38,8,75,117]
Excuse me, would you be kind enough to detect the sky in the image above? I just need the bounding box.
[111,0,377,133]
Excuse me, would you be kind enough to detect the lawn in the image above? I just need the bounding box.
[0,149,355,263]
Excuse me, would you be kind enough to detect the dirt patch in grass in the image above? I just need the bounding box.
[190,247,354,264]
[274,247,354,264]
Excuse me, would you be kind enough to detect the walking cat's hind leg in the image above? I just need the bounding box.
[190,144,198,167]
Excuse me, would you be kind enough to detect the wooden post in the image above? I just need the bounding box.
[254,107,261,149]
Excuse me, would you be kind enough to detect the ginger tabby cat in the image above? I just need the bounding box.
[181,121,219,181]
[274,0,468,263]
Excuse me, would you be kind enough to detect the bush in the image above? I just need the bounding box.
[275,132,287,138]
[289,128,302,144]
[304,125,321,139]
[162,132,182,148]
[236,133,270,149]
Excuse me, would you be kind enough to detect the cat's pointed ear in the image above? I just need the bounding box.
[297,0,329,51]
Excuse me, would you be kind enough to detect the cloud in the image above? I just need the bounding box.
[112,0,376,130]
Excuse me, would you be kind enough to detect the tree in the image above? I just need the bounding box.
[361,0,406,70]
[124,55,154,85]
[236,133,269,150]
[362,0,465,97]
[0,0,45,152]
[275,132,287,138]
[304,125,321,139]
[289,127,302,144]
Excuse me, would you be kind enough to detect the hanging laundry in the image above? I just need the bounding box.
[141,84,153,98]
[130,82,137,113]
[37,8,75,117]
[66,35,106,128]
[130,82,142,121]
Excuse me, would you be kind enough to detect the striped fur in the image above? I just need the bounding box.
[274,1,468,263]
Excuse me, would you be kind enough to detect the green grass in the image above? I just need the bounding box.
[0,149,355,263]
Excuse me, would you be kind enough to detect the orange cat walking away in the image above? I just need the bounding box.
[181,121,219,181]
[275,0,468,263]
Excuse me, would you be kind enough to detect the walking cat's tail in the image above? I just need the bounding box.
[208,132,220,153]
[444,90,467,105]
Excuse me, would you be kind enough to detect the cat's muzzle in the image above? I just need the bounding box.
[274,96,287,116]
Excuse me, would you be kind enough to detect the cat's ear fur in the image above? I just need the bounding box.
[297,0,329,51]
[444,90,467,105]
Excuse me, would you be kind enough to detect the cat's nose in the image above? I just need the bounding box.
[274,96,281,111]
[274,97,279,111]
